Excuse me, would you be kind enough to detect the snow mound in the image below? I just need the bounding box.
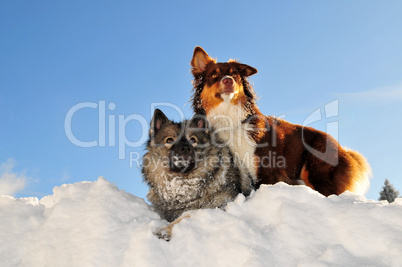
[1,177,402,266]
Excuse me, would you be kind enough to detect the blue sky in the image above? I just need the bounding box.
[1,1,401,200]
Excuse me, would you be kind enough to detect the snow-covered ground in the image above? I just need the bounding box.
[1,177,401,266]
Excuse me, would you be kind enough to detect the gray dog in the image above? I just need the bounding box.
[142,109,253,240]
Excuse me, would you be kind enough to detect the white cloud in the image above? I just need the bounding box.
[0,158,27,196]
[336,83,402,103]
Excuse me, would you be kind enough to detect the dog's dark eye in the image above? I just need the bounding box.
[211,73,218,79]
[165,137,174,144]
[232,73,238,78]
[189,136,198,145]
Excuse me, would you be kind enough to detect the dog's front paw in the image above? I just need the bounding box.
[153,227,172,241]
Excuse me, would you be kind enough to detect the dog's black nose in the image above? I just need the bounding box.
[172,140,193,156]
[179,144,192,153]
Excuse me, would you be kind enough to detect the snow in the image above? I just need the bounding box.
[1,177,402,266]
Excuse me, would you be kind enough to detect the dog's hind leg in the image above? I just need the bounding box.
[154,214,191,241]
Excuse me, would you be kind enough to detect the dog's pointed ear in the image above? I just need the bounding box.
[191,46,216,75]
[239,63,257,77]
[150,109,169,136]
[189,114,209,132]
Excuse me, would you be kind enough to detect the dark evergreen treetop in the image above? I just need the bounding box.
[379,179,400,203]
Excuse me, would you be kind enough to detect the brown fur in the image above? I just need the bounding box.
[190,46,371,196]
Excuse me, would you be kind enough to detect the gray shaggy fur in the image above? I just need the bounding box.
[142,109,252,222]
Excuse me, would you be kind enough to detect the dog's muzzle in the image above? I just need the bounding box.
[169,141,196,173]
[221,76,235,94]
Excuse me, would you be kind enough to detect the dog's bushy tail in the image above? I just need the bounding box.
[344,148,372,195]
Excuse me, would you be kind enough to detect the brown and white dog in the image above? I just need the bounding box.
[190,46,371,196]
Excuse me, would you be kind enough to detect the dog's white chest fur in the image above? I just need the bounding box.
[207,100,257,182]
